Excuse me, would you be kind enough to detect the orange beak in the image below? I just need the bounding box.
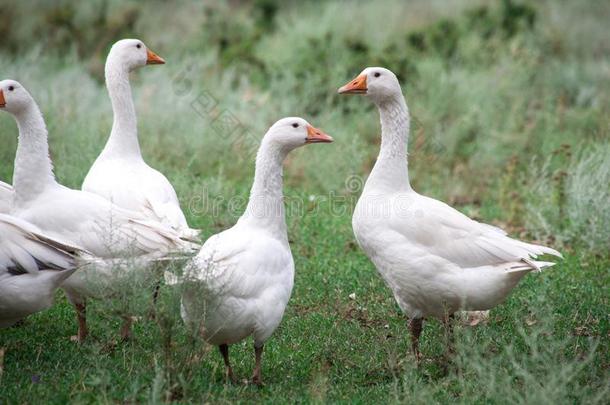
[0,90,5,108]
[338,74,367,94]
[306,124,334,144]
[146,49,165,65]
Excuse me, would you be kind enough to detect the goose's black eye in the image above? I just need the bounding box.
[136,44,142,49]
[8,86,14,91]
[374,72,381,78]
[292,123,299,128]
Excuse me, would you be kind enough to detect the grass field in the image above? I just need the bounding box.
[0,0,608,403]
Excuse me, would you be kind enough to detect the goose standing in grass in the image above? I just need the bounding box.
[338,67,561,360]
[0,180,12,213]
[0,214,87,328]
[82,39,199,239]
[175,118,333,385]
[0,80,195,342]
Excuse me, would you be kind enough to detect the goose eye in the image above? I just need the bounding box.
[292,123,299,128]
[8,86,14,91]
[136,44,142,49]
[374,72,381,78]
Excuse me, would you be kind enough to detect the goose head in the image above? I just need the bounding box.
[106,39,165,72]
[265,117,333,151]
[338,67,401,104]
[0,80,34,115]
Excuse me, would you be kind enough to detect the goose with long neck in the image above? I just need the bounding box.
[339,67,561,361]
[0,79,195,342]
[82,39,199,239]
[177,117,333,385]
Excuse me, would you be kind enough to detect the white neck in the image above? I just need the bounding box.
[12,103,58,203]
[238,138,289,240]
[365,94,411,193]
[101,58,142,158]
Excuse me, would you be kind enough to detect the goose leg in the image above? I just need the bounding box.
[443,313,456,355]
[70,302,88,343]
[440,313,457,372]
[149,280,162,320]
[120,316,133,341]
[251,344,264,386]
[218,344,236,383]
[408,317,424,363]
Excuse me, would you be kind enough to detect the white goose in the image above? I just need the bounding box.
[176,118,333,385]
[82,39,198,239]
[0,214,86,328]
[0,80,194,341]
[338,67,561,360]
[0,180,12,213]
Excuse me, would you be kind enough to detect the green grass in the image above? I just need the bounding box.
[0,215,607,403]
[1,0,609,403]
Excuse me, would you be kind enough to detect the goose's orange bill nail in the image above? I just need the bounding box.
[306,125,334,143]
[146,49,165,65]
[338,74,367,94]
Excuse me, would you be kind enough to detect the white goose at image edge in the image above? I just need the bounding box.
[0,214,88,328]
[338,67,562,359]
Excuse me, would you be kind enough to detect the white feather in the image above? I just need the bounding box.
[0,214,88,327]
[0,180,13,213]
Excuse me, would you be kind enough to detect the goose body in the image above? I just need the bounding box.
[181,221,294,347]
[0,214,84,328]
[0,79,194,340]
[353,191,559,318]
[177,117,333,384]
[84,156,193,236]
[339,67,561,357]
[82,39,198,239]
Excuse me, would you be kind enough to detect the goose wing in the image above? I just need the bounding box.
[0,214,86,274]
[14,187,198,259]
[0,180,13,213]
[395,194,561,270]
[183,227,291,298]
